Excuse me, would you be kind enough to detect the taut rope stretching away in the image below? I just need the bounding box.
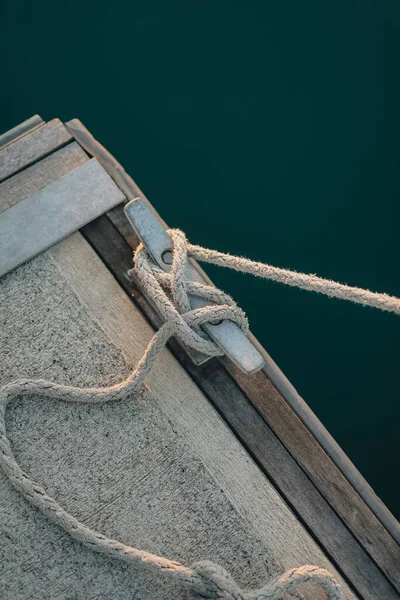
[3,227,398,599]
[187,240,400,316]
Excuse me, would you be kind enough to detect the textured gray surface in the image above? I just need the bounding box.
[0,252,284,600]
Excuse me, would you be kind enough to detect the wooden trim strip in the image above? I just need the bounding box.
[65,117,400,547]
[81,215,399,599]
[223,360,400,589]
[0,119,72,183]
[0,115,44,150]
[65,118,168,227]
[249,335,400,546]
[65,120,144,199]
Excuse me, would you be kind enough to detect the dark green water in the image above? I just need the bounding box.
[1,1,399,518]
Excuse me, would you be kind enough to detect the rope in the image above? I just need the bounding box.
[5,225,397,599]
[188,242,400,316]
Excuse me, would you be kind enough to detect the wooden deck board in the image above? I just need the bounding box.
[0,233,359,600]
[0,115,44,150]
[66,118,146,204]
[0,142,88,214]
[225,361,400,590]
[0,118,72,183]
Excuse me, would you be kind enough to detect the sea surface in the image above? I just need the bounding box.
[1,0,399,518]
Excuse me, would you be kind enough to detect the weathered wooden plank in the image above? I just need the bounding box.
[0,159,125,278]
[251,331,400,545]
[81,215,400,599]
[0,142,88,214]
[66,119,400,551]
[0,118,72,182]
[0,114,44,150]
[224,363,400,591]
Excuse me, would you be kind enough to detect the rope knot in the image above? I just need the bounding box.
[133,229,249,358]
[192,561,245,599]
[190,561,342,600]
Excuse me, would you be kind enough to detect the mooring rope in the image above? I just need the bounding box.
[4,227,399,599]
[187,241,400,316]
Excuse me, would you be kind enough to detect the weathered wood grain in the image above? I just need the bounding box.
[81,214,400,599]
[224,362,400,591]
[0,159,125,278]
[0,114,44,150]
[0,118,72,182]
[0,142,88,214]
[251,331,400,548]
[66,119,171,230]
[65,119,400,551]
[66,118,144,202]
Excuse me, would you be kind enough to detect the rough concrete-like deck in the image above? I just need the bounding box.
[0,233,356,600]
